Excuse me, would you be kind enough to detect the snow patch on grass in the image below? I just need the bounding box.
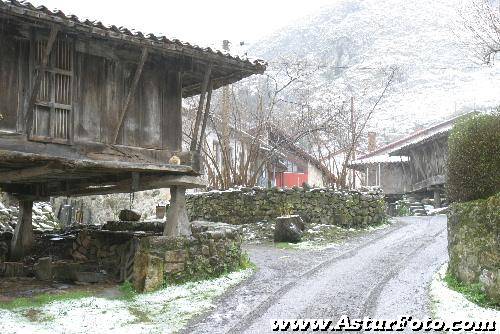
[430,264,499,323]
[0,269,253,334]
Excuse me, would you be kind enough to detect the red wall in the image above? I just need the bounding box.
[275,172,308,188]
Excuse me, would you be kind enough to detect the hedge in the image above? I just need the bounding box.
[447,112,500,203]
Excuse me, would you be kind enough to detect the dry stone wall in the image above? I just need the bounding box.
[447,192,500,304]
[133,221,243,292]
[186,187,386,227]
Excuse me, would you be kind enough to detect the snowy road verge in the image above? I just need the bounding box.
[0,269,253,334]
[430,264,499,327]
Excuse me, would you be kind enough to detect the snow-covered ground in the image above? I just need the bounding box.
[0,269,253,334]
[430,264,499,327]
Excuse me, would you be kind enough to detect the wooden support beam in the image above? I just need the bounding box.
[112,47,149,144]
[56,174,206,197]
[0,149,194,174]
[25,25,60,136]
[10,199,34,260]
[197,80,213,152]
[190,64,212,151]
[0,163,57,183]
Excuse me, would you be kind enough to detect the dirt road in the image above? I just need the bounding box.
[184,216,448,333]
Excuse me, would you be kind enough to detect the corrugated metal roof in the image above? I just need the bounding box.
[350,155,409,166]
[349,112,476,167]
[0,0,266,73]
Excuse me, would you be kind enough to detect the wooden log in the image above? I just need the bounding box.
[190,64,212,151]
[0,163,58,183]
[0,149,194,174]
[25,25,60,136]
[0,135,198,169]
[197,80,213,152]
[56,174,207,197]
[10,200,34,260]
[434,190,441,208]
[112,47,149,144]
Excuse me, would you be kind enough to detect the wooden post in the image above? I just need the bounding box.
[190,64,212,151]
[25,25,59,136]
[197,80,213,152]
[10,199,34,260]
[112,48,149,144]
[164,186,190,236]
[434,189,441,208]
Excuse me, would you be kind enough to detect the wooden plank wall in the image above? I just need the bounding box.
[1,24,183,153]
[0,26,20,132]
[408,136,448,185]
[73,51,182,151]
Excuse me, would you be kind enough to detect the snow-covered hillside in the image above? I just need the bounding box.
[244,0,500,142]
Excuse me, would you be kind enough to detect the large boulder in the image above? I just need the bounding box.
[119,209,141,222]
[274,215,304,243]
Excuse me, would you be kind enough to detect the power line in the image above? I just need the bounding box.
[262,60,494,71]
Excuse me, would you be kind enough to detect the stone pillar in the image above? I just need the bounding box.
[10,199,34,260]
[164,186,191,236]
[434,189,441,208]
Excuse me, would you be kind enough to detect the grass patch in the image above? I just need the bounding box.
[22,309,55,323]
[127,306,152,324]
[0,291,91,310]
[273,242,298,250]
[118,280,137,300]
[444,272,499,310]
[239,252,256,270]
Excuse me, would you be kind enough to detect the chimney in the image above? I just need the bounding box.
[368,132,377,152]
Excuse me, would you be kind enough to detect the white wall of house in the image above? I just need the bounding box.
[324,151,364,189]
[307,163,324,187]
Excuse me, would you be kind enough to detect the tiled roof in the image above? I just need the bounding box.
[0,0,266,73]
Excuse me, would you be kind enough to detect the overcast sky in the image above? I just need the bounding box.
[29,0,335,49]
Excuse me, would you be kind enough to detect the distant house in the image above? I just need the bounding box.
[201,120,275,188]
[264,125,335,188]
[321,147,366,189]
[349,113,473,201]
[200,121,334,188]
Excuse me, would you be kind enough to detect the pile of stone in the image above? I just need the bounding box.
[0,201,60,234]
[187,187,386,228]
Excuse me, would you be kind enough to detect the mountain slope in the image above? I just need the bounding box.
[246,0,500,142]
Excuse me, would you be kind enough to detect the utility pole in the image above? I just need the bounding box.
[221,40,231,187]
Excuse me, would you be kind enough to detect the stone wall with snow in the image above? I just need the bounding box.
[447,192,499,304]
[0,201,60,234]
[186,187,386,227]
[133,221,243,292]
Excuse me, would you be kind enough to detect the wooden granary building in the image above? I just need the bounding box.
[0,0,265,258]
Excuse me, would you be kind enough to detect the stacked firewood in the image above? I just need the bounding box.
[71,230,95,262]
[71,229,137,281]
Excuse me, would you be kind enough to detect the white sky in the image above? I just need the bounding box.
[28,0,336,49]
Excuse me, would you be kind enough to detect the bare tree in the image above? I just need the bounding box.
[460,0,500,64]
[304,66,399,189]
[183,57,332,189]
[183,56,398,190]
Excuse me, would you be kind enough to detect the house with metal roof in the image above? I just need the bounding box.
[0,0,265,258]
[349,112,474,201]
